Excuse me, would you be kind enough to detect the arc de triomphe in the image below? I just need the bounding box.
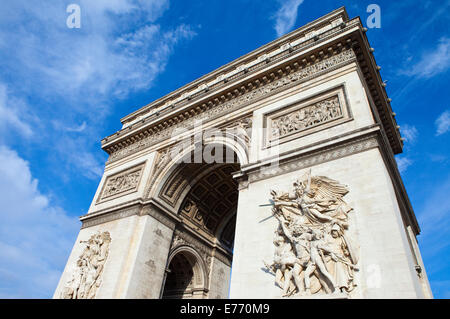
[54,8,432,299]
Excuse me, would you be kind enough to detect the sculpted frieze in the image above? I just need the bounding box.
[263,170,358,297]
[99,164,144,202]
[270,96,342,140]
[107,49,356,163]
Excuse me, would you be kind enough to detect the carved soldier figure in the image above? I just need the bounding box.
[273,214,311,296]
[303,229,337,294]
[264,225,300,296]
[266,171,358,297]
[61,232,111,299]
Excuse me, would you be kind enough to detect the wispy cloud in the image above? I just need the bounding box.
[401,37,450,79]
[400,124,419,144]
[0,145,79,298]
[435,110,450,136]
[0,0,197,185]
[417,175,450,279]
[0,83,33,139]
[396,156,413,173]
[273,0,304,37]
[429,154,448,163]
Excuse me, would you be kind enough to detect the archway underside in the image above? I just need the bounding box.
[178,163,239,251]
[160,148,241,299]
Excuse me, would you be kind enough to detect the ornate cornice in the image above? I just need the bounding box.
[105,47,356,163]
[116,8,351,128]
[80,205,141,229]
[245,131,380,183]
[141,204,177,230]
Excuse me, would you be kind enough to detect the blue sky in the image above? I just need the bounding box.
[0,0,448,298]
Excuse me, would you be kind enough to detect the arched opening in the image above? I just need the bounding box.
[159,143,243,298]
[162,250,206,299]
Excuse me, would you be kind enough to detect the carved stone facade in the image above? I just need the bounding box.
[60,232,111,299]
[55,8,431,300]
[271,96,341,138]
[98,164,144,202]
[105,48,356,163]
[264,171,358,297]
[264,85,351,147]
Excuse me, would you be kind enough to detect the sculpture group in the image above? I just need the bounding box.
[264,171,358,297]
[61,232,111,299]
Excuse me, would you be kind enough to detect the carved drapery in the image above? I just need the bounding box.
[264,171,358,297]
[60,231,111,299]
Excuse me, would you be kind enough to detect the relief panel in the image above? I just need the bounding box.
[263,85,352,148]
[97,163,145,203]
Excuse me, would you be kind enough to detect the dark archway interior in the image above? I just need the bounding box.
[162,253,195,299]
[161,147,240,298]
[178,163,239,252]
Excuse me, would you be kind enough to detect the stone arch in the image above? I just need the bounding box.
[147,133,249,202]
[162,245,209,299]
[150,135,244,299]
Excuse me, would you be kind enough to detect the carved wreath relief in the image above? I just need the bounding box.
[264,171,358,297]
[61,231,111,299]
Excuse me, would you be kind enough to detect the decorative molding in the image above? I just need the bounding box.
[105,48,356,163]
[170,229,214,275]
[248,134,379,183]
[81,205,141,229]
[264,85,351,147]
[97,163,145,203]
[141,204,177,230]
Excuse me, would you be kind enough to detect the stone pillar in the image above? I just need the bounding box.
[120,206,176,298]
[54,205,176,299]
[229,137,428,299]
[207,251,232,299]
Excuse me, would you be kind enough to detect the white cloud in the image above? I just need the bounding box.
[402,37,450,78]
[0,0,197,184]
[0,83,33,139]
[435,110,450,136]
[429,154,447,163]
[273,0,304,37]
[72,151,105,180]
[0,0,197,116]
[400,124,418,144]
[0,145,80,298]
[66,121,87,133]
[396,156,413,173]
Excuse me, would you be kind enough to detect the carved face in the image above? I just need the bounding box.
[331,230,339,238]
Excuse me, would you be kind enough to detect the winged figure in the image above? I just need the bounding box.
[264,170,359,296]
